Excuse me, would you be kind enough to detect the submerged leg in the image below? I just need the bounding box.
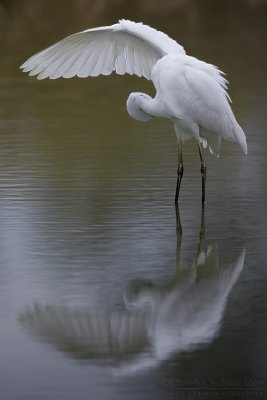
[196,205,206,281]
[175,141,184,204]
[197,143,207,205]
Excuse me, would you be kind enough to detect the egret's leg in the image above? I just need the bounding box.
[197,143,207,205]
[175,142,184,204]
[175,202,182,237]
[197,204,205,256]
[175,203,182,276]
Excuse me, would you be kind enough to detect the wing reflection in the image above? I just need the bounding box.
[20,304,151,363]
[19,206,245,373]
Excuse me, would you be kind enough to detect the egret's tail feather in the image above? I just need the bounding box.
[222,112,247,154]
[234,123,247,155]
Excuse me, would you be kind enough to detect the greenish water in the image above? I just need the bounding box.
[0,3,267,399]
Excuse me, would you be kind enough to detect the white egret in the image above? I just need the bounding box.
[20,19,247,204]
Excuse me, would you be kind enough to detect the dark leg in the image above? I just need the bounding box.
[175,203,182,272]
[175,142,184,204]
[175,202,182,236]
[197,143,207,205]
[197,204,205,256]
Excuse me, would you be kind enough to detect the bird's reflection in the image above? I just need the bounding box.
[19,206,245,373]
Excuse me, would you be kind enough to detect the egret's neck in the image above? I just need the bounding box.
[126,92,154,122]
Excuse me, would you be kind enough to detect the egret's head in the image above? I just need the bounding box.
[126,92,153,122]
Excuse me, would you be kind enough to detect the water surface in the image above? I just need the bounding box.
[0,3,267,399]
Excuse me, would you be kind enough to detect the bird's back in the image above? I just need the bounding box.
[152,54,247,154]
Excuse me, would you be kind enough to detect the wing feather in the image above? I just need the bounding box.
[90,40,110,77]
[52,46,91,79]
[55,43,90,79]
[33,40,87,79]
[184,65,247,154]
[100,41,116,76]
[23,36,82,74]
[133,45,142,77]
[115,36,127,75]
[21,20,185,81]
[125,43,135,75]
[76,40,105,78]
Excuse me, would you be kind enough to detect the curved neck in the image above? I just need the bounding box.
[126,92,154,122]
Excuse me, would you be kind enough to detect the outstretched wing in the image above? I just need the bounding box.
[20,19,185,81]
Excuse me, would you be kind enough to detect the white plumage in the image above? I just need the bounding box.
[21,19,247,203]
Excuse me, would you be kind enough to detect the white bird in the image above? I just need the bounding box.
[20,19,247,204]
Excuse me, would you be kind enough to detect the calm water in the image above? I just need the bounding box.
[0,3,267,399]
